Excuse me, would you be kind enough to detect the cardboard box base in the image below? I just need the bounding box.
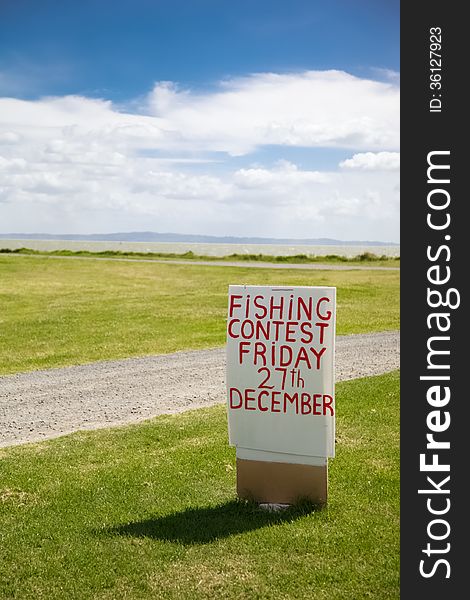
[236,458,327,505]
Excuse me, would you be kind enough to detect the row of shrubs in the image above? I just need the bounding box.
[0,247,399,263]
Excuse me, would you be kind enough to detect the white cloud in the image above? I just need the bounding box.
[147,70,399,154]
[339,151,400,171]
[0,131,21,144]
[0,71,399,159]
[0,70,399,240]
[371,68,400,86]
[234,161,330,189]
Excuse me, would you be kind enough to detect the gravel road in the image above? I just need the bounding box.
[0,331,399,448]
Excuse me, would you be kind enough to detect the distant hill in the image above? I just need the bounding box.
[0,232,398,246]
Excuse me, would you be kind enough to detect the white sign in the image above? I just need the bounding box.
[226,285,336,459]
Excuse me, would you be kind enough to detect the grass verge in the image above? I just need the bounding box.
[0,256,399,375]
[0,247,400,267]
[0,371,399,599]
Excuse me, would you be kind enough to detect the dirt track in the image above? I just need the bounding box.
[0,331,399,448]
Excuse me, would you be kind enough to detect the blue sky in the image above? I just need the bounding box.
[0,1,400,241]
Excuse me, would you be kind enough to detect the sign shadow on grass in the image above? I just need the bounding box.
[102,499,321,545]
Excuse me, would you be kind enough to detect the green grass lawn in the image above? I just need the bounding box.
[0,371,399,600]
[0,256,399,375]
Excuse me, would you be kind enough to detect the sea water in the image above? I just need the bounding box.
[0,239,400,258]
